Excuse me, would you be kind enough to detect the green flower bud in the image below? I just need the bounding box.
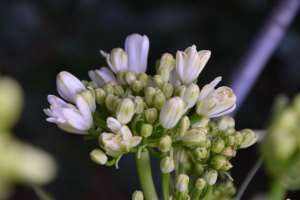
[194,147,208,160]
[95,88,106,104]
[103,84,114,95]
[160,97,184,129]
[228,117,235,128]
[196,178,206,190]
[108,80,117,86]
[211,126,219,137]
[141,124,153,137]
[178,116,190,139]
[145,87,156,105]
[221,147,234,157]
[225,127,236,135]
[179,83,200,109]
[154,93,166,111]
[125,86,134,95]
[220,160,233,171]
[145,108,157,123]
[125,72,136,85]
[132,80,143,92]
[133,97,144,114]
[209,120,217,129]
[181,129,206,147]
[75,88,86,94]
[204,139,211,149]
[160,156,175,173]
[217,117,230,131]
[105,94,116,112]
[89,81,99,90]
[81,87,96,112]
[176,147,189,163]
[113,85,124,97]
[174,85,185,97]
[158,66,170,82]
[162,83,174,99]
[116,98,135,125]
[211,137,225,153]
[82,80,89,87]
[117,69,128,85]
[192,117,210,129]
[224,135,235,147]
[175,174,189,192]
[137,73,148,87]
[90,149,108,165]
[154,75,164,88]
[233,131,243,145]
[210,155,226,170]
[132,191,144,200]
[240,129,258,149]
[158,135,172,152]
[206,169,218,185]
[158,53,175,71]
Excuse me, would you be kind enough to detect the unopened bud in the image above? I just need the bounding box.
[234,131,243,145]
[113,85,124,97]
[117,69,128,85]
[154,75,164,88]
[204,139,211,149]
[154,93,166,110]
[125,72,136,85]
[221,147,234,157]
[81,87,96,112]
[82,80,89,87]
[105,94,116,112]
[228,117,235,128]
[196,178,206,190]
[141,124,153,137]
[134,97,144,114]
[209,120,217,128]
[103,84,114,95]
[179,83,200,109]
[132,191,144,200]
[137,73,148,87]
[206,169,218,185]
[181,129,206,147]
[162,83,174,99]
[174,85,185,97]
[160,156,175,173]
[158,135,172,152]
[210,155,226,170]
[160,97,185,129]
[158,66,170,82]
[159,53,175,71]
[220,160,233,171]
[145,87,156,105]
[95,88,106,104]
[178,116,190,139]
[194,147,208,160]
[217,117,230,131]
[116,98,135,124]
[89,81,99,90]
[90,149,107,165]
[225,127,235,135]
[145,108,157,123]
[240,129,258,149]
[211,126,219,137]
[175,174,189,192]
[224,135,235,147]
[132,80,143,92]
[176,147,189,163]
[211,137,225,153]
[125,86,134,95]
[192,117,210,129]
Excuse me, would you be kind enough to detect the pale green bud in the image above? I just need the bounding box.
[224,135,235,147]
[162,83,174,99]
[240,129,258,149]
[217,117,230,131]
[116,98,135,125]
[221,147,234,157]
[196,178,206,190]
[209,120,217,128]
[158,135,172,152]
[175,174,189,192]
[233,131,243,145]
[105,94,116,112]
[178,116,190,139]
[181,129,206,147]
[211,126,219,137]
[132,191,144,200]
[108,80,117,86]
[90,149,108,165]
[145,87,156,105]
[126,72,136,85]
[210,155,226,170]
[225,127,235,135]
[160,156,175,173]
[211,137,225,153]
[82,80,89,87]
[141,124,153,137]
[75,88,86,94]
[103,84,114,95]
[125,86,134,96]
[192,117,209,129]
[158,53,175,71]
[106,48,128,73]
[81,87,96,112]
[193,147,208,160]
[137,73,148,87]
[158,66,170,82]
[145,108,157,123]
[89,81,99,90]
[132,80,143,92]
[220,160,233,171]
[113,85,124,97]
[176,147,189,163]
[206,169,218,185]
[154,93,166,111]
[154,75,164,88]
[204,139,211,149]
[179,83,200,109]
[95,88,107,104]
[133,97,144,114]
[174,85,185,97]
[160,97,185,129]
[117,69,128,85]
[228,117,235,128]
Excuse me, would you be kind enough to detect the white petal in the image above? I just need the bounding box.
[57,123,89,134]
[88,70,104,87]
[198,77,222,100]
[107,117,122,134]
[100,50,107,58]
[74,95,93,128]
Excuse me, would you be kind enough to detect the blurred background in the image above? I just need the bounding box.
[1,0,300,199]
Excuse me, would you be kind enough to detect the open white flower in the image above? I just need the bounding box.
[176,45,211,85]
[125,34,149,75]
[196,77,236,118]
[56,71,86,103]
[107,117,122,133]
[44,95,93,134]
[106,48,128,73]
[88,67,117,88]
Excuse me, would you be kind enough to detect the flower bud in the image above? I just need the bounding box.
[211,137,225,153]
[175,174,189,192]
[90,149,108,165]
[178,116,190,139]
[113,85,124,97]
[154,75,164,88]
[225,127,235,135]
[193,147,208,160]
[160,97,184,129]
[158,53,175,71]
[116,98,135,124]
[89,81,98,90]
[145,87,156,105]
[181,129,206,147]
[141,124,153,137]
[217,117,231,131]
[158,66,170,82]
[221,147,234,157]
[204,139,211,149]
[233,131,243,145]
[125,86,134,95]
[145,108,157,123]
[154,93,166,111]
[224,135,235,147]
[106,48,128,73]
[210,155,226,170]
[228,117,235,128]
[160,156,175,173]
[196,178,206,190]
[240,129,258,149]
[192,117,210,129]
[117,69,128,85]
[134,97,144,114]
[105,94,116,112]
[158,135,172,152]
[126,72,136,85]
[132,80,143,92]
[162,83,174,99]
[179,83,200,109]
[174,85,185,97]
[209,120,217,128]
[103,84,114,95]
[81,87,96,112]
[220,160,233,171]
[176,147,189,163]
[206,169,218,185]
[132,191,144,200]
[137,73,148,87]
[82,80,89,87]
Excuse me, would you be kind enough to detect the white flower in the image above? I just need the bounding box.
[88,67,117,88]
[44,95,93,134]
[56,71,86,103]
[169,68,181,88]
[196,77,237,118]
[176,45,211,85]
[125,34,149,75]
[107,117,122,133]
[160,97,184,129]
[106,48,128,73]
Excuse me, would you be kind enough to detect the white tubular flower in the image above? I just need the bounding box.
[116,98,135,125]
[56,71,86,103]
[160,97,184,129]
[176,45,211,85]
[107,117,122,133]
[88,67,117,88]
[44,95,93,134]
[196,77,237,118]
[100,125,142,156]
[106,48,128,73]
[169,68,181,88]
[179,83,200,112]
[125,34,150,75]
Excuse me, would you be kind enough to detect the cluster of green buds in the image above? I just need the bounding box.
[211,180,236,200]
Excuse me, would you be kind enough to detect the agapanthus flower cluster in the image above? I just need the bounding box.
[44,33,257,199]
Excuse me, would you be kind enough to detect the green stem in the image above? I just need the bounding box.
[146,146,164,158]
[172,141,184,148]
[178,163,184,174]
[105,158,116,166]
[269,178,286,200]
[201,185,212,200]
[88,128,101,137]
[177,192,184,200]
[135,149,158,200]
[192,189,201,200]
[162,173,170,200]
